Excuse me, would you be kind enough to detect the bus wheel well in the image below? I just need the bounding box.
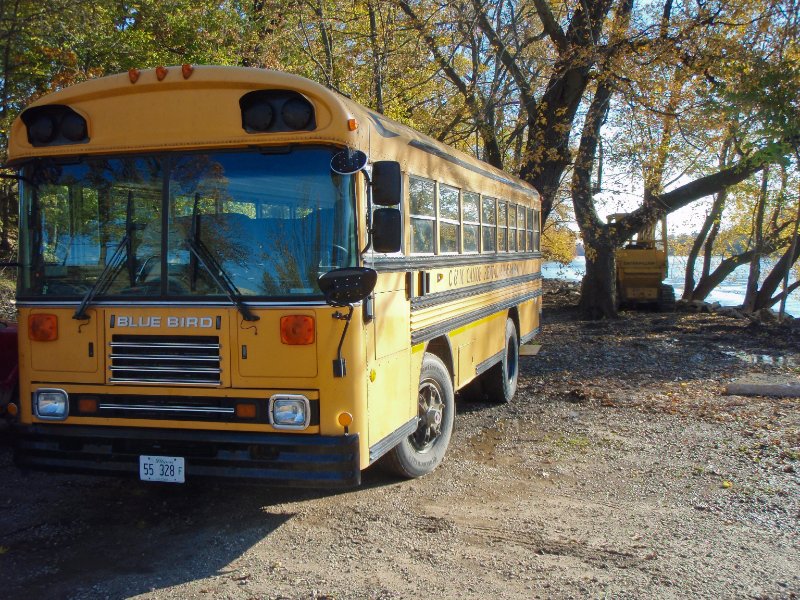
[425,337,454,383]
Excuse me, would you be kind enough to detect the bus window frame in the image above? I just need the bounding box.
[437,183,460,255]
[481,196,497,253]
[498,200,508,253]
[462,190,480,254]
[409,175,436,255]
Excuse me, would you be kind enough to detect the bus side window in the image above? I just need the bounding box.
[508,204,517,252]
[481,196,496,253]
[438,184,460,254]
[462,191,480,253]
[409,176,435,254]
[498,201,508,252]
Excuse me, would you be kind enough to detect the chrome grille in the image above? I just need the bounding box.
[109,335,221,385]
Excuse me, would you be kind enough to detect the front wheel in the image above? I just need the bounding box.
[384,353,454,479]
[484,317,519,403]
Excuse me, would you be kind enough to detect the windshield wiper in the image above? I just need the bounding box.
[73,233,129,320]
[73,191,137,320]
[187,195,259,322]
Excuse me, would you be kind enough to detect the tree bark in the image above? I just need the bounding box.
[572,77,617,318]
[579,241,619,319]
[367,0,384,114]
[683,190,725,299]
[691,252,758,301]
[754,227,800,310]
[742,168,769,311]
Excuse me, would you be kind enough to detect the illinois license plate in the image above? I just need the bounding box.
[139,455,185,483]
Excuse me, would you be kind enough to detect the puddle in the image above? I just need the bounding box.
[722,350,800,369]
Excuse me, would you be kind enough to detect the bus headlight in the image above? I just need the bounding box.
[34,389,69,420]
[268,395,310,430]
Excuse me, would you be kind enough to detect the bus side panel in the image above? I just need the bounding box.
[450,311,506,390]
[518,295,541,342]
[22,308,103,383]
[367,274,414,451]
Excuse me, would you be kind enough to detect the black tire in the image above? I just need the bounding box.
[484,317,519,403]
[658,284,676,312]
[384,353,455,479]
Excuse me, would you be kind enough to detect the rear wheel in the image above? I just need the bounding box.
[384,353,454,478]
[484,317,519,403]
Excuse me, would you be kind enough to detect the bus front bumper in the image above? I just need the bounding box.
[14,425,361,488]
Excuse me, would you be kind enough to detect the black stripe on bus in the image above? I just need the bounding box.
[368,417,419,463]
[408,140,536,196]
[410,289,542,345]
[365,251,542,272]
[410,272,541,311]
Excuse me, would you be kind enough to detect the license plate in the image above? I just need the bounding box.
[139,455,185,483]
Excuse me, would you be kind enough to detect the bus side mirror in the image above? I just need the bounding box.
[372,208,401,253]
[372,161,401,206]
[318,267,378,306]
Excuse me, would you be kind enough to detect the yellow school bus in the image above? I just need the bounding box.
[6,65,541,487]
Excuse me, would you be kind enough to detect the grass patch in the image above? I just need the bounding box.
[554,434,592,451]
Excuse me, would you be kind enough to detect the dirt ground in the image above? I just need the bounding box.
[0,280,798,600]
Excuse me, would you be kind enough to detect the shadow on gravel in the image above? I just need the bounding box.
[531,305,799,385]
[0,444,398,600]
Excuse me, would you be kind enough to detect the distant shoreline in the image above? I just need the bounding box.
[543,256,800,316]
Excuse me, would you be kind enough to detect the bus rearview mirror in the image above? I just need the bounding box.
[372,161,401,206]
[372,208,401,253]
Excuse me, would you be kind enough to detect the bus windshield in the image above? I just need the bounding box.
[18,147,358,300]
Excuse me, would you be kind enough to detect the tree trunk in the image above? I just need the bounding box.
[691,252,756,301]
[753,228,800,310]
[578,243,618,319]
[367,0,384,114]
[683,191,725,299]
[742,168,769,312]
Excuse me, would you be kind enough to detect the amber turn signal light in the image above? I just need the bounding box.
[236,403,257,418]
[29,314,58,341]
[280,315,315,345]
[78,398,98,413]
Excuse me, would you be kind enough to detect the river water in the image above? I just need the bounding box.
[542,256,800,317]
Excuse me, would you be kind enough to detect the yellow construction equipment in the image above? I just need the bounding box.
[609,214,675,311]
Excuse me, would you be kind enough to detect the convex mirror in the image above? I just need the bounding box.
[331,149,368,175]
[318,267,378,307]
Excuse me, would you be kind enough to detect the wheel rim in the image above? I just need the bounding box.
[410,378,445,452]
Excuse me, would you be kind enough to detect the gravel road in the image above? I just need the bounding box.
[1,282,798,599]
